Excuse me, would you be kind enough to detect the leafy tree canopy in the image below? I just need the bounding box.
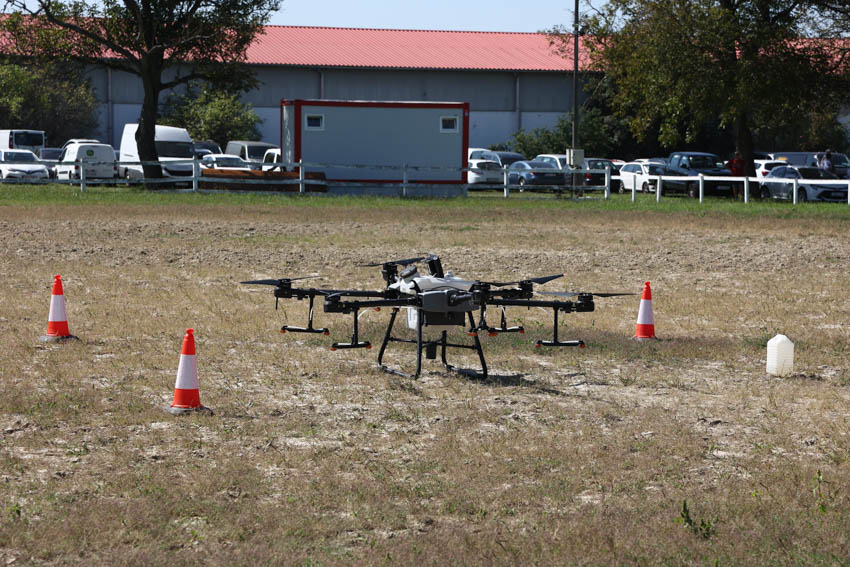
[0,61,98,146]
[548,1,850,169]
[1,0,280,177]
[160,83,262,151]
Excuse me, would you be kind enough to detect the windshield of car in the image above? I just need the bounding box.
[215,157,247,167]
[526,161,556,170]
[155,141,194,158]
[3,151,37,162]
[688,156,718,169]
[799,167,838,180]
[13,131,44,147]
[40,149,62,160]
[498,153,525,165]
[247,145,272,159]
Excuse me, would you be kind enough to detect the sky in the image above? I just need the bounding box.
[269,0,605,33]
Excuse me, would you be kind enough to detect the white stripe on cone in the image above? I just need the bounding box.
[636,299,654,326]
[174,354,199,390]
[48,293,67,324]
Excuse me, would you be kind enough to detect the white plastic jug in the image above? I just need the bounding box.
[766,334,794,376]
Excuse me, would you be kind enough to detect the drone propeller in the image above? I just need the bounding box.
[484,274,564,287]
[240,275,322,286]
[539,291,635,298]
[358,256,426,268]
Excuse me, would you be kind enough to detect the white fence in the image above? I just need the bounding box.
[6,157,850,204]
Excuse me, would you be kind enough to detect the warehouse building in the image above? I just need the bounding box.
[87,26,587,149]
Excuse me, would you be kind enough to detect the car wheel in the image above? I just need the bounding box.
[641,182,649,194]
[797,187,808,202]
[618,180,625,194]
[687,182,698,199]
[518,177,526,192]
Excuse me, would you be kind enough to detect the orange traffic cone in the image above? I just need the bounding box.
[39,274,78,342]
[634,281,657,340]
[164,329,213,415]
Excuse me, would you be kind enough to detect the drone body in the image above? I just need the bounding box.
[242,255,632,379]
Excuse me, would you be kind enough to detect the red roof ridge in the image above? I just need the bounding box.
[261,24,551,36]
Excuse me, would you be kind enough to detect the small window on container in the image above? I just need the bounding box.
[440,116,458,133]
[305,114,324,130]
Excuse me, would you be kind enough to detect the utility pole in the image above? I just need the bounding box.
[572,0,579,151]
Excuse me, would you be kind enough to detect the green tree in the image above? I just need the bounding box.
[2,0,279,178]
[0,62,99,147]
[160,85,262,151]
[550,1,849,172]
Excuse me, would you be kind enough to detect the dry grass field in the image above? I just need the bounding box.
[2,187,850,565]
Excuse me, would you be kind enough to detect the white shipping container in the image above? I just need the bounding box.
[280,99,469,183]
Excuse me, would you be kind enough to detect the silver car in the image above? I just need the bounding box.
[760,165,848,202]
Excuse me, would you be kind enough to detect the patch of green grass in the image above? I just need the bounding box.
[3,183,850,222]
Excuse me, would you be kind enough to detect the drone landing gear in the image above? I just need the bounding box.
[535,306,585,348]
[377,308,487,379]
[331,306,371,350]
[486,306,525,335]
[281,295,329,335]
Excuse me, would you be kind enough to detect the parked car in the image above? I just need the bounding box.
[224,141,277,169]
[617,161,690,194]
[759,165,847,202]
[468,148,500,161]
[199,154,253,171]
[39,147,63,178]
[666,151,732,197]
[194,140,222,155]
[491,151,526,167]
[754,159,786,179]
[583,157,616,187]
[55,142,117,180]
[507,160,564,189]
[467,159,502,185]
[0,149,50,180]
[193,148,212,159]
[262,148,284,172]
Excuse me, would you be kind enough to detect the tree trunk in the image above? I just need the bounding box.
[735,111,756,177]
[733,110,755,201]
[136,58,163,182]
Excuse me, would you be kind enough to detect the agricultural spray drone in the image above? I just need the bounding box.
[242,255,632,379]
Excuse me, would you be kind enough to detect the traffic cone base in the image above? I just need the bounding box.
[40,275,78,342]
[163,404,213,416]
[634,281,657,340]
[163,329,212,416]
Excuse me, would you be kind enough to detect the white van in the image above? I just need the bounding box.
[119,124,194,179]
[0,130,46,157]
[55,143,117,180]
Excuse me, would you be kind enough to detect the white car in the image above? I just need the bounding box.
[467,159,502,184]
[617,160,669,193]
[200,153,253,171]
[755,159,786,179]
[0,149,50,180]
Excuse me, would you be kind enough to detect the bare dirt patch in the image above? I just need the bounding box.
[1,199,849,564]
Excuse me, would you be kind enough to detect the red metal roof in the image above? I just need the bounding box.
[247,26,587,72]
